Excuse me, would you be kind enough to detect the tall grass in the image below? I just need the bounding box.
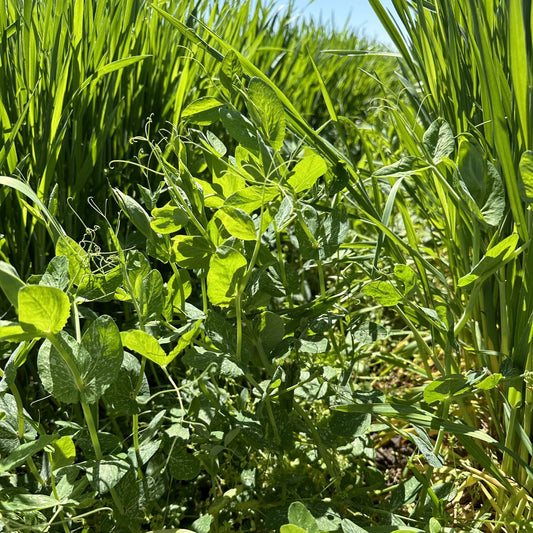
[363,0,533,529]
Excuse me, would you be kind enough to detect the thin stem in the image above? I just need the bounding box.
[235,292,242,361]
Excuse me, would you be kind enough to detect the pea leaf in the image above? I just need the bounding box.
[0,321,37,342]
[374,156,421,177]
[56,235,90,285]
[168,450,201,480]
[280,527,307,533]
[219,107,258,152]
[182,96,224,126]
[82,456,130,494]
[103,352,150,415]
[0,492,61,512]
[207,246,247,306]
[457,140,505,227]
[288,501,320,533]
[172,235,214,269]
[362,281,402,306]
[248,77,285,150]
[220,50,243,87]
[121,329,168,367]
[224,185,279,213]
[40,255,70,290]
[287,154,327,193]
[0,434,56,473]
[18,285,70,335]
[38,333,81,404]
[79,315,123,404]
[394,264,418,295]
[423,118,455,161]
[140,270,164,323]
[216,207,257,240]
[0,393,37,455]
[0,261,25,309]
[458,233,520,287]
[150,203,189,234]
[50,436,76,470]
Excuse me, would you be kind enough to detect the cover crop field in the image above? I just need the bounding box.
[0,1,532,532]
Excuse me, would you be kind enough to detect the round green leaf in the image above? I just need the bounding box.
[18,285,70,335]
[168,450,201,481]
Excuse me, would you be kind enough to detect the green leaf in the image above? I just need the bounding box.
[519,150,533,202]
[0,492,61,512]
[50,436,76,470]
[341,519,369,533]
[362,281,402,306]
[121,329,168,367]
[40,256,70,290]
[172,235,214,269]
[56,235,90,285]
[423,119,455,161]
[82,456,130,494]
[207,246,247,306]
[167,269,192,310]
[394,264,418,295]
[0,393,37,455]
[103,352,150,415]
[476,373,503,390]
[329,410,370,439]
[151,203,189,234]
[38,332,83,404]
[248,77,285,150]
[458,233,520,287]
[374,156,421,177]
[216,207,257,240]
[280,526,307,533]
[113,188,153,238]
[140,270,164,323]
[287,154,327,193]
[79,315,123,403]
[204,310,237,354]
[18,285,70,335]
[0,261,25,309]
[457,140,505,227]
[257,311,285,353]
[76,266,123,302]
[224,185,279,213]
[182,348,244,379]
[410,427,444,468]
[0,321,37,342]
[182,96,224,126]
[219,107,258,152]
[351,322,388,345]
[424,375,470,404]
[0,434,56,473]
[288,502,319,533]
[192,514,213,533]
[168,450,201,480]
[220,50,243,91]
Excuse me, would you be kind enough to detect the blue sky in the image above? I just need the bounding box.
[276,0,394,45]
